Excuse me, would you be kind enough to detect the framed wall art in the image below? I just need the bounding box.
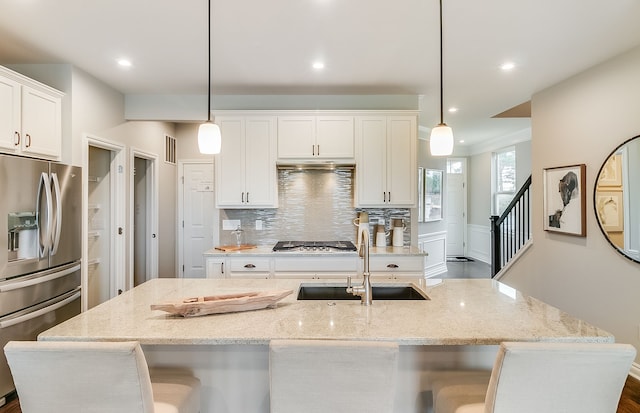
[598,153,622,187]
[543,164,586,236]
[595,190,624,232]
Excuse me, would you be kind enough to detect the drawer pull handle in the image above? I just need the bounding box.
[14,131,20,146]
[386,264,399,269]
[244,263,256,269]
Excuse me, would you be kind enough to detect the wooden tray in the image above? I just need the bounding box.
[151,289,293,317]
[214,244,257,252]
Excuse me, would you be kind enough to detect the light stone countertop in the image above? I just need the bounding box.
[39,278,613,345]
[203,245,426,257]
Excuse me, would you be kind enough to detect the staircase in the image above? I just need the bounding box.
[489,175,532,277]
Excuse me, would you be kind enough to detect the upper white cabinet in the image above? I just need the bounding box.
[355,115,417,207]
[0,66,63,160]
[277,116,354,160]
[215,116,278,208]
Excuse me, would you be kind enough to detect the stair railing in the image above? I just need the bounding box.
[490,175,532,277]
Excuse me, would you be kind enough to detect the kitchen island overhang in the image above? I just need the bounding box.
[38,278,614,413]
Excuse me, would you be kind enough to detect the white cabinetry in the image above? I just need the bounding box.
[226,257,271,279]
[277,116,354,160]
[215,116,278,208]
[355,116,416,207]
[273,255,357,279]
[0,66,62,160]
[205,258,225,279]
[367,255,425,279]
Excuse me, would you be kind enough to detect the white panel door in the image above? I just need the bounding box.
[277,116,315,158]
[215,118,245,207]
[183,163,214,279]
[356,116,387,206]
[0,76,20,152]
[245,117,277,206]
[316,116,354,159]
[446,159,467,257]
[21,86,61,159]
[386,116,416,206]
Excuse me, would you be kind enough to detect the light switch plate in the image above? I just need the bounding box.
[222,219,241,230]
[255,220,263,230]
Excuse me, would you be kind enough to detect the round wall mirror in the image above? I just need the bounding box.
[594,135,640,263]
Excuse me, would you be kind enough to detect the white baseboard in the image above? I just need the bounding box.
[467,224,490,264]
[631,362,640,380]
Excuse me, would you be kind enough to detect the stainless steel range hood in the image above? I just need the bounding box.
[276,160,355,170]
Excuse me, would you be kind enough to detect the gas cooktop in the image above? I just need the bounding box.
[272,241,357,253]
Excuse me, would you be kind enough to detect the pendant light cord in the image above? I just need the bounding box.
[439,0,444,125]
[207,0,212,122]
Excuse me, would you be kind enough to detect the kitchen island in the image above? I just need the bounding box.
[39,278,612,413]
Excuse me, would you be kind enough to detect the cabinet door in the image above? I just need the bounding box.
[245,117,277,207]
[21,86,61,159]
[386,116,416,206]
[277,117,315,158]
[215,118,245,207]
[205,258,225,279]
[0,76,20,153]
[356,116,387,206]
[316,116,354,159]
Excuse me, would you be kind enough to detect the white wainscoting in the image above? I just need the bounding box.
[467,224,491,264]
[418,231,447,278]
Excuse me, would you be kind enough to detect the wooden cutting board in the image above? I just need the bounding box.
[215,244,257,252]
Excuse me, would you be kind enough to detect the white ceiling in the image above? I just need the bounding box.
[1,0,640,149]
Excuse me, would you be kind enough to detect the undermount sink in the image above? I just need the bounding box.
[297,284,429,301]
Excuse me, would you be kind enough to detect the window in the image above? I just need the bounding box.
[493,147,516,215]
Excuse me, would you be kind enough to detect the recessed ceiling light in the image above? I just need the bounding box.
[117,59,132,68]
[459,139,465,144]
[448,107,458,113]
[312,61,325,70]
[500,62,515,71]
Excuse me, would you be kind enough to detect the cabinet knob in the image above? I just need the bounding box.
[386,263,399,269]
[244,263,256,269]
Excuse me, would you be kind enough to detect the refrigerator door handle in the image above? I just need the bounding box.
[36,172,53,258]
[0,289,81,329]
[50,172,62,255]
[0,263,80,293]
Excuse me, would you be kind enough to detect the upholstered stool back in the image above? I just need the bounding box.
[4,340,200,413]
[269,339,399,413]
[434,341,636,413]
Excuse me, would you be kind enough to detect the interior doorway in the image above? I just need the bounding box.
[446,158,467,257]
[178,161,216,278]
[83,135,126,311]
[130,149,158,287]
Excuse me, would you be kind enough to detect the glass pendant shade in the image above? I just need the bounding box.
[429,123,454,156]
[198,121,221,154]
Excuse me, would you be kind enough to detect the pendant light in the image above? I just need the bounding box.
[198,0,222,154]
[430,0,454,156]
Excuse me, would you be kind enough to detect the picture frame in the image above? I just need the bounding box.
[425,169,443,222]
[595,190,624,231]
[597,154,622,187]
[417,167,425,222]
[543,164,586,236]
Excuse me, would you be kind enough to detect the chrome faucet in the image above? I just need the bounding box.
[346,226,372,305]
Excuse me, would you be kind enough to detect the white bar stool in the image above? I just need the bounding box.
[433,341,636,413]
[4,340,201,413]
[269,339,399,413]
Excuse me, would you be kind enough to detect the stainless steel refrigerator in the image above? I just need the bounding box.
[0,154,82,403]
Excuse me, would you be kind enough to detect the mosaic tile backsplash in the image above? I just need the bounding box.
[219,169,411,247]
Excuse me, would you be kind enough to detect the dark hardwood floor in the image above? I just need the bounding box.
[1,375,639,412]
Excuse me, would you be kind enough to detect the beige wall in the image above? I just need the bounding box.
[503,45,640,361]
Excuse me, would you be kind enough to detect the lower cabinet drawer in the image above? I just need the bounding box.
[368,256,425,273]
[228,257,270,272]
